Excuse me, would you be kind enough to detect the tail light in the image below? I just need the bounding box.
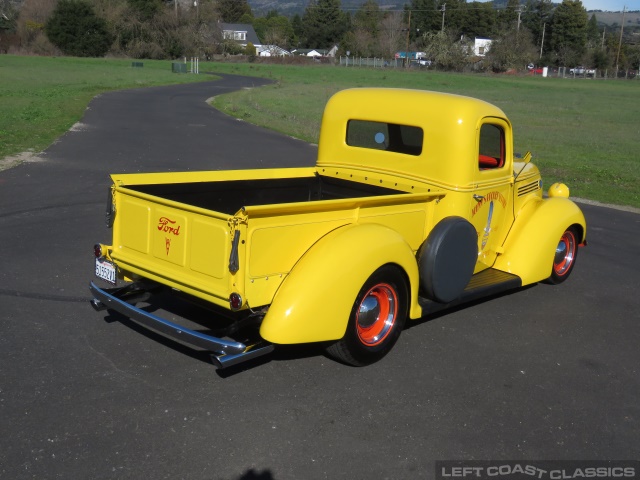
[229,293,243,311]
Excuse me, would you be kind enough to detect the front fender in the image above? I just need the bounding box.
[494,197,586,285]
[259,223,420,345]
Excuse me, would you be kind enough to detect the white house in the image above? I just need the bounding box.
[257,45,291,57]
[474,38,492,57]
[291,46,338,58]
[220,23,261,48]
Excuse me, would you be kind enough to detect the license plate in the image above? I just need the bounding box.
[95,258,117,285]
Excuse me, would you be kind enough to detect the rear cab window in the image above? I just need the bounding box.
[347,120,423,156]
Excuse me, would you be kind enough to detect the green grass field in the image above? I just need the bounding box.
[1,56,638,208]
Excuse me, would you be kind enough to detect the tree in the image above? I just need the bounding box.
[586,13,600,48]
[591,47,609,70]
[263,23,292,49]
[349,0,383,56]
[15,0,56,47]
[460,1,496,39]
[0,0,18,32]
[254,14,295,49]
[628,45,640,71]
[252,16,268,41]
[291,13,304,46]
[378,11,406,58]
[407,0,440,39]
[486,27,538,71]
[217,0,252,23]
[128,0,163,21]
[522,0,554,58]
[549,0,588,66]
[354,0,382,38]
[238,13,253,24]
[497,0,520,30]
[301,0,348,48]
[441,0,466,37]
[422,29,472,71]
[45,0,112,57]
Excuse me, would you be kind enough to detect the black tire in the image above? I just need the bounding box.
[545,226,579,285]
[325,265,408,367]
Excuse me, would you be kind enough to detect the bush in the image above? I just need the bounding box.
[422,30,473,72]
[486,28,538,73]
[45,0,112,57]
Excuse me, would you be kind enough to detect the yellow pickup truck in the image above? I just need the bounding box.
[90,88,586,369]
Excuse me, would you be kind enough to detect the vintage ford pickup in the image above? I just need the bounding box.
[90,88,586,369]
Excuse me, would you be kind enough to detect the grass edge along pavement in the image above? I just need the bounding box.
[1,55,638,209]
[0,55,214,170]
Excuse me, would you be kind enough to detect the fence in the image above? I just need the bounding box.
[338,56,407,68]
[339,57,639,79]
[529,67,638,80]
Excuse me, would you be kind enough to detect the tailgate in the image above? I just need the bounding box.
[110,184,235,308]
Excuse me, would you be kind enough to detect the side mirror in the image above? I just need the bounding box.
[514,151,532,180]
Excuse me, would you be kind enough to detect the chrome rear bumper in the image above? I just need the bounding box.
[89,282,273,369]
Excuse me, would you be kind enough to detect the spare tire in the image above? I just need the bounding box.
[418,217,478,303]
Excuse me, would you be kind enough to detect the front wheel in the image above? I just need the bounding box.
[545,227,579,285]
[325,265,408,366]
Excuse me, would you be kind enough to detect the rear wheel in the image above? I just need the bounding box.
[325,265,408,366]
[546,227,579,285]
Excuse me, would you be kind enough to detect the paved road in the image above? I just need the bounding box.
[1,74,638,480]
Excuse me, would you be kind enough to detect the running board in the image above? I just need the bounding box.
[419,268,522,316]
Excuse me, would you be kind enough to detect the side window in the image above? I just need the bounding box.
[479,124,505,169]
[347,120,423,156]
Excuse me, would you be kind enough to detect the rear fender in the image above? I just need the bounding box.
[494,197,586,285]
[259,223,420,345]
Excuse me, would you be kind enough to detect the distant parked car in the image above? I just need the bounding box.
[527,64,545,74]
[569,66,595,76]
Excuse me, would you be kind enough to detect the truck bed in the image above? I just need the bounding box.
[126,175,403,215]
[108,169,439,314]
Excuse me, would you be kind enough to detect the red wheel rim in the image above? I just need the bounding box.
[355,283,398,346]
[553,230,576,277]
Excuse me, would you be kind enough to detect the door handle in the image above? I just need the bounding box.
[473,194,485,202]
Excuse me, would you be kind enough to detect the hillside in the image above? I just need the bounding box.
[247,0,402,15]
[590,10,640,28]
[246,0,630,17]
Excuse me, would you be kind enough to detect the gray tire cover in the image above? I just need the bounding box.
[418,216,478,303]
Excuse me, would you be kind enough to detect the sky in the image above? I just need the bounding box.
[473,1,639,12]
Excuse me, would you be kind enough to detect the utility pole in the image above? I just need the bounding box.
[539,23,545,59]
[406,10,411,69]
[441,3,446,32]
[516,5,524,33]
[615,6,626,75]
